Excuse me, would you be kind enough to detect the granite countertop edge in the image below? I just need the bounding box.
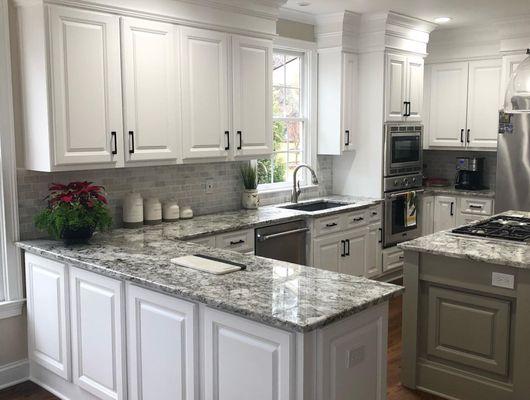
[423,186,495,199]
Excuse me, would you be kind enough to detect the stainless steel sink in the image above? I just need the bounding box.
[277,200,351,212]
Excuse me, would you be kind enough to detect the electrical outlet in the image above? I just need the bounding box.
[492,272,515,289]
[346,346,365,368]
[205,179,214,194]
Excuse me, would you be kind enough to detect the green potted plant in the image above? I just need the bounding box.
[35,181,112,243]
[240,164,260,209]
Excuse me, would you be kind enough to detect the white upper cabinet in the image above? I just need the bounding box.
[232,36,273,158]
[318,50,357,155]
[385,53,424,122]
[428,62,469,147]
[181,27,230,160]
[48,6,123,167]
[121,18,180,163]
[501,53,528,106]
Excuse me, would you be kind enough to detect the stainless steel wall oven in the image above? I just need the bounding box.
[384,124,423,177]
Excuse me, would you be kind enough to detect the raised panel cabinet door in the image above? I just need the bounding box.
[340,228,368,277]
[232,36,273,158]
[385,53,407,121]
[70,267,125,400]
[202,306,293,400]
[421,195,435,236]
[341,52,357,151]
[466,59,502,149]
[312,233,343,272]
[25,253,70,380]
[428,62,469,148]
[122,18,180,162]
[365,223,383,278]
[48,5,123,166]
[127,284,197,400]
[433,196,457,232]
[181,27,229,159]
[406,56,424,121]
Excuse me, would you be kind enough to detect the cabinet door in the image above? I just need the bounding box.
[232,36,273,158]
[340,227,369,277]
[365,223,383,278]
[25,254,70,380]
[122,18,180,162]
[127,284,197,400]
[466,59,502,149]
[433,196,457,232]
[181,27,229,159]
[406,56,424,121]
[385,53,407,121]
[312,233,343,272]
[428,62,469,148]
[501,53,528,106]
[48,6,123,166]
[421,195,435,236]
[70,268,125,400]
[202,306,293,400]
[342,52,357,151]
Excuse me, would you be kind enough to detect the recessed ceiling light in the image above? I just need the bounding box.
[297,1,311,6]
[434,17,452,24]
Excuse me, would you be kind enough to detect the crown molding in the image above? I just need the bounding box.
[278,7,315,25]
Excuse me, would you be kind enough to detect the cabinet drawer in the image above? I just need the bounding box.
[458,197,493,216]
[368,205,382,223]
[383,247,404,272]
[189,236,216,247]
[313,215,343,237]
[215,229,254,253]
[344,209,369,229]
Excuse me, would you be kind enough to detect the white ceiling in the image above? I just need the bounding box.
[282,0,530,29]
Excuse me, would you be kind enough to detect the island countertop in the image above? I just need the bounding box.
[399,211,530,269]
[18,226,401,333]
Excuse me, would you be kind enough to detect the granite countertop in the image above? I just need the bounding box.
[18,228,401,333]
[399,211,530,269]
[423,185,495,199]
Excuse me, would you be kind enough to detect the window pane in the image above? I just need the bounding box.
[273,53,285,86]
[273,120,287,151]
[257,158,273,184]
[287,151,303,179]
[287,121,302,152]
[272,153,288,183]
[284,88,300,117]
[285,56,300,88]
[273,87,285,117]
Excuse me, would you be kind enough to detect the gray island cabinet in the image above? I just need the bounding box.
[19,227,401,400]
[399,212,530,400]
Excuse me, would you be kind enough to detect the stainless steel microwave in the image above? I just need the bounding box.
[384,124,423,177]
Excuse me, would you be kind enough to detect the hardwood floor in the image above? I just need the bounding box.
[0,296,442,400]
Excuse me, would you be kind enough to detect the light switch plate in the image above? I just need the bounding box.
[492,272,515,289]
[205,179,214,194]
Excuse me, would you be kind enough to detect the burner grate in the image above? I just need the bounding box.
[452,216,530,242]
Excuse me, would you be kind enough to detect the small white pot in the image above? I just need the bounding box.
[242,189,260,209]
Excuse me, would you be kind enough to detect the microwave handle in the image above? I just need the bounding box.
[389,189,425,199]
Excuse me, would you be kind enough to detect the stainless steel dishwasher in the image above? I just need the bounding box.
[255,220,309,265]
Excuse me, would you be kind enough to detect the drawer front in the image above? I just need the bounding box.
[313,215,343,237]
[458,197,493,216]
[368,205,382,223]
[189,236,216,247]
[456,213,489,227]
[344,209,369,229]
[215,229,254,253]
[382,247,404,272]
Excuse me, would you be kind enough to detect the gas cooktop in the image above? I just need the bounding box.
[452,215,530,242]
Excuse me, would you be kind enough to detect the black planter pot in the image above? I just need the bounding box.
[61,226,95,244]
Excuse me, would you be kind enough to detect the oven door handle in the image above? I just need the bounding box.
[389,189,425,199]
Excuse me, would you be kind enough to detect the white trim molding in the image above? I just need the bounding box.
[0,299,25,319]
[0,359,29,390]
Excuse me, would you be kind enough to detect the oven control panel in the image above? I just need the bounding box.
[384,173,423,192]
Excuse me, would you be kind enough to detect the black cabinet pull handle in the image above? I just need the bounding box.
[378,228,383,244]
[345,130,350,146]
[325,222,337,228]
[345,239,350,256]
[237,131,242,150]
[469,204,483,210]
[466,129,470,144]
[450,202,454,216]
[353,217,364,222]
[403,101,411,117]
[229,239,245,245]
[224,131,230,150]
[460,129,464,143]
[111,132,117,155]
[340,240,346,257]
[129,131,135,154]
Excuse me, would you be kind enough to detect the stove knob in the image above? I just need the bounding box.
[393,179,399,185]
[412,177,417,183]
[402,178,409,186]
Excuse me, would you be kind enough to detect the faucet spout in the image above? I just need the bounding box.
[291,164,319,203]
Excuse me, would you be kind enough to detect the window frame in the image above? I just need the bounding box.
[257,36,317,193]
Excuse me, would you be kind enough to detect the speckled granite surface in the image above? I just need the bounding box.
[18,228,401,332]
[424,186,495,199]
[399,211,530,269]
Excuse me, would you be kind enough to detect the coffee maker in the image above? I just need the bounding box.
[455,157,487,190]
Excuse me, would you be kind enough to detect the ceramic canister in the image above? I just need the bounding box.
[144,198,162,225]
[179,206,194,219]
[162,201,180,222]
[123,192,144,229]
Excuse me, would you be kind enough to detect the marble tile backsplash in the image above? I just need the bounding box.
[423,150,497,188]
[17,156,333,239]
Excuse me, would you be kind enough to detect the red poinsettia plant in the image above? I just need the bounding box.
[35,181,112,242]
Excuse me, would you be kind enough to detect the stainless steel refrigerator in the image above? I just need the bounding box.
[496,113,530,212]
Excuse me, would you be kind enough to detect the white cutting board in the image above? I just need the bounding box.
[171,255,242,275]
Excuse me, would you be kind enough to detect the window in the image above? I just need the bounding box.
[257,50,307,190]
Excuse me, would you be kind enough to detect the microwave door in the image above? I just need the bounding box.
[392,136,420,165]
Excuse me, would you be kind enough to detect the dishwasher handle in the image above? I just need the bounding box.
[256,227,309,242]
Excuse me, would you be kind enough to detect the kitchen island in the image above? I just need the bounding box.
[18,221,401,400]
[399,211,530,400]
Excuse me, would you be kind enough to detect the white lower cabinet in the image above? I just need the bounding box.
[421,195,435,235]
[366,223,383,278]
[340,228,369,277]
[127,284,197,400]
[69,267,126,400]
[433,196,457,232]
[201,306,293,400]
[312,232,343,272]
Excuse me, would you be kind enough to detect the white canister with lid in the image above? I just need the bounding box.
[144,198,162,225]
[180,206,193,219]
[123,192,143,229]
[163,201,180,222]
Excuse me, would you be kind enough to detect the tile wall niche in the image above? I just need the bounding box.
[423,150,497,188]
[17,156,333,239]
